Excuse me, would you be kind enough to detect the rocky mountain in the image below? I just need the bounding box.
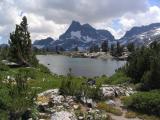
[33,37,55,49]
[33,21,115,51]
[0,44,8,48]
[56,21,115,50]
[33,22,160,51]
[119,23,160,46]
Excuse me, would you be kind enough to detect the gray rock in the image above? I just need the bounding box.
[51,111,77,120]
[101,84,135,98]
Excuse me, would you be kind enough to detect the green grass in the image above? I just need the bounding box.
[122,90,160,117]
[96,75,109,85]
[108,71,130,84]
[96,71,130,85]
[0,64,88,93]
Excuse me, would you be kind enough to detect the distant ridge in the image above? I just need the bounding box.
[33,21,160,50]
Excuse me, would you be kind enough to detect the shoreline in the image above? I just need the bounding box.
[37,51,128,61]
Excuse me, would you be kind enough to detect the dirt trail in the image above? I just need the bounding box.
[108,98,142,120]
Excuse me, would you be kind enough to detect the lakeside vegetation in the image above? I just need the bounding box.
[120,41,160,118]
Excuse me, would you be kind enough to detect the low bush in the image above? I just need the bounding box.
[137,114,160,120]
[97,102,123,116]
[18,68,36,79]
[0,62,9,71]
[59,68,102,100]
[59,76,102,101]
[123,90,160,116]
[125,111,137,118]
[106,71,130,85]
[0,70,36,119]
[38,64,51,74]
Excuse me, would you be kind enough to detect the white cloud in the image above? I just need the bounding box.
[93,5,160,39]
[116,6,160,38]
[26,13,68,40]
[0,0,160,43]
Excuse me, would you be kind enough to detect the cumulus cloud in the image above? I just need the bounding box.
[14,0,148,24]
[116,5,160,38]
[93,5,160,39]
[0,0,160,43]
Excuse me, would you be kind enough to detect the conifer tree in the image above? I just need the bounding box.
[9,16,33,66]
[101,40,108,52]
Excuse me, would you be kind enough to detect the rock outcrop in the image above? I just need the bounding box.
[36,84,135,120]
[101,85,135,99]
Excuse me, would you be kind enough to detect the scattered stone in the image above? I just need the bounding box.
[36,86,135,120]
[101,85,135,99]
[39,112,50,119]
[51,111,77,120]
[106,100,116,106]
[73,105,79,110]
[78,116,84,120]
[53,95,65,105]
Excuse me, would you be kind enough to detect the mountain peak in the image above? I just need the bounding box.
[70,20,81,27]
[119,22,160,46]
[34,22,160,51]
[66,20,81,32]
[71,20,81,25]
[122,23,160,38]
[58,20,115,50]
[82,23,93,28]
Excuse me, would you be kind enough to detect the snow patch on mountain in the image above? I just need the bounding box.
[34,45,45,49]
[33,22,160,51]
[153,28,160,36]
[86,36,94,42]
[71,31,81,39]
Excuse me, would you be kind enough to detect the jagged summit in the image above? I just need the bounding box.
[33,21,160,50]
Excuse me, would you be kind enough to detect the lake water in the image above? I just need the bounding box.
[37,55,126,77]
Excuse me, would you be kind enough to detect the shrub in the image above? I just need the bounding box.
[125,41,160,90]
[125,111,137,118]
[137,114,160,120]
[123,91,160,116]
[0,70,36,119]
[0,62,9,71]
[106,71,130,85]
[18,68,36,79]
[29,54,39,67]
[38,64,51,74]
[59,72,102,101]
[97,102,123,116]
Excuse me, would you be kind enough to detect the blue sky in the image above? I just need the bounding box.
[0,0,160,44]
[149,0,160,6]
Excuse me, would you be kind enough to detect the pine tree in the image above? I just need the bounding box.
[110,44,115,55]
[9,16,32,66]
[101,40,108,52]
[116,41,123,56]
[74,46,78,51]
[127,43,135,52]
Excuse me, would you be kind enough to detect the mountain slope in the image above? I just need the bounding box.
[33,37,55,49]
[58,21,115,50]
[120,23,160,46]
[33,22,160,50]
